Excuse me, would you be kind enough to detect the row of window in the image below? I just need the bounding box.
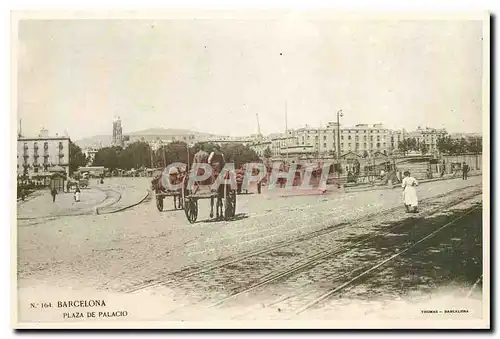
[23,142,65,150]
[298,129,390,134]
[276,142,439,149]
[300,135,389,142]
[24,158,51,165]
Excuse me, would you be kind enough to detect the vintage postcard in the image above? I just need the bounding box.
[11,10,490,329]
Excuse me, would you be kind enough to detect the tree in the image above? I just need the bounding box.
[263,146,272,159]
[407,138,418,151]
[436,135,482,155]
[221,143,260,168]
[437,136,451,154]
[93,146,122,171]
[163,141,192,165]
[397,139,409,156]
[398,137,419,155]
[468,136,482,154]
[456,138,469,154]
[69,140,87,175]
[419,142,429,155]
[119,142,152,170]
[193,142,219,154]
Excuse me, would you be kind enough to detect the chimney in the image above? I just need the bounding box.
[38,128,49,138]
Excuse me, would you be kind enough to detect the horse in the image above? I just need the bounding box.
[187,150,231,220]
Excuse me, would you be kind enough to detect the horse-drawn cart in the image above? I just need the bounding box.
[151,168,184,212]
[181,169,237,224]
[155,189,183,212]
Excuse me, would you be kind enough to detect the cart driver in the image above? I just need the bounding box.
[168,166,180,186]
[193,144,209,164]
[208,145,226,177]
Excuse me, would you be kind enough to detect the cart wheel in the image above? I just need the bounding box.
[156,197,164,212]
[224,188,236,221]
[184,198,198,224]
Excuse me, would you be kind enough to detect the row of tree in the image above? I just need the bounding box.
[436,136,482,155]
[397,136,482,156]
[92,141,262,171]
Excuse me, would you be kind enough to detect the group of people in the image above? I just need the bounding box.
[235,166,264,194]
[50,182,82,203]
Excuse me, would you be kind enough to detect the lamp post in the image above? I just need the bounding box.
[336,109,343,159]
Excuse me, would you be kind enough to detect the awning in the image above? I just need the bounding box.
[49,165,66,172]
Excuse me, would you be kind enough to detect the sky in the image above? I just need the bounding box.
[16,14,485,140]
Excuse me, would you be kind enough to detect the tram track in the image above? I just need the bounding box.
[206,193,482,311]
[93,187,122,210]
[122,186,480,294]
[151,193,481,319]
[17,187,122,224]
[294,204,481,315]
[123,186,481,294]
[222,200,482,320]
[467,275,483,298]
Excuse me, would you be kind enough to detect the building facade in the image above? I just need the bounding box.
[17,129,70,177]
[248,124,448,160]
[258,123,396,159]
[405,126,447,154]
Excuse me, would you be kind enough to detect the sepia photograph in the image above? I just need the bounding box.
[11,10,490,329]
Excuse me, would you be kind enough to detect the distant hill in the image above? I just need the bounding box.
[74,128,217,149]
[127,128,207,136]
[74,135,112,149]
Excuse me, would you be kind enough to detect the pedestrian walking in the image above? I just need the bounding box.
[50,187,57,203]
[402,171,419,213]
[462,162,469,180]
[74,186,81,202]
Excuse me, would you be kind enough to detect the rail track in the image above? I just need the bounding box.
[220,201,483,320]
[206,193,482,311]
[138,191,482,320]
[122,185,481,294]
[17,186,122,224]
[466,275,483,298]
[294,204,482,315]
[93,187,122,211]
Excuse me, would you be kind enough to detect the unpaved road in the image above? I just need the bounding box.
[16,176,484,322]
